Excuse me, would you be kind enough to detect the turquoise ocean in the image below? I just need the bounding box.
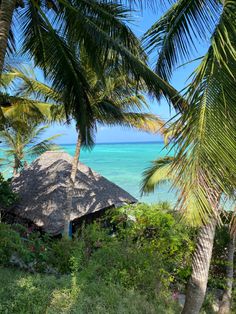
[1,142,175,204]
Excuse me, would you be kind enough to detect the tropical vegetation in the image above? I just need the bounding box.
[0,121,60,175]
[0,0,235,313]
[0,205,187,314]
[0,204,235,313]
[141,0,236,312]
[16,55,167,236]
[0,66,56,125]
[142,154,235,313]
[0,173,17,220]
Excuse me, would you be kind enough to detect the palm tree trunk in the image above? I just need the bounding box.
[13,156,20,176]
[182,218,217,314]
[218,233,235,314]
[0,0,16,74]
[63,132,82,237]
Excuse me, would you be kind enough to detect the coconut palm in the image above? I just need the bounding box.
[1,4,185,226]
[143,0,236,211]
[0,66,57,125]
[21,57,167,236]
[142,155,221,313]
[64,65,168,236]
[0,66,63,177]
[142,1,236,313]
[0,120,60,175]
[1,1,184,237]
[0,0,183,113]
[143,0,236,218]
[1,0,144,73]
[141,154,236,313]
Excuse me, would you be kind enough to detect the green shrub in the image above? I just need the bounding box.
[0,267,68,314]
[108,204,195,286]
[48,238,84,273]
[45,204,195,294]
[0,173,17,209]
[80,239,167,294]
[0,224,50,270]
[0,204,195,289]
[0,223,25,265]
[208,216,233,290]
[22,232,51,271]
[0,203,236,313]
[0,203,194,311]
[49,280,179,314]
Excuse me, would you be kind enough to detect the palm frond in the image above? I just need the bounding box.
[1,66,64,123]
[58,0,144,66]
[15,70,61,103]
[116,0,174,10]
[143,0,221,81]
[2,97,51,122]
[27,140,60,157]
[141,156,174,194]
[0,128,16,148]
[21,2,96,147]
[0,119,61,173]
[117,95,149,111]
[6,23,16,57]
[20,0,186,112]
[169,0,236,224]
[0,69,20,89]
[119,112,167,134]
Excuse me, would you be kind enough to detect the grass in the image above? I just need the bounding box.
[0,267,179,314]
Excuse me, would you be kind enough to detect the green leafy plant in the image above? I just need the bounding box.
[48,238,84,274]
[0,173,17,208]
[0,121,60,175]
[143,2,236,311]
[0,223,25,265]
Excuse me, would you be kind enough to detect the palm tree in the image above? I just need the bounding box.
[143,153,235,312]
[0,0,18,73]
[0,66,63,176]
[141,156,236,313]
[1,5,185,236]
[142,0,236,217]
[0,66,57,125]
[142,156,221,313]
[0,120,60,175]
[1,1,185,238]
[64,70,166,236]
[143,0,236,216]
[141,1,236,313]
[22,57,167,236]
[0,0,183,112]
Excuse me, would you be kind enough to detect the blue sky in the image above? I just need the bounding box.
[42,5,206,144]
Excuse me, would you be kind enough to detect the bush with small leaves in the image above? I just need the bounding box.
[0,223,25,265]
[0,173,18,209]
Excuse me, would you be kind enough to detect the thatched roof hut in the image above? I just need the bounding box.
[11,151,137,235]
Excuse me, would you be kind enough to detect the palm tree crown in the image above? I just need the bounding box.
[0,121,60,175]
[143,0,236,223]
[0,0,184,138]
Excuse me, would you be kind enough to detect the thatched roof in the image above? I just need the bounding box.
[11,151,137,235]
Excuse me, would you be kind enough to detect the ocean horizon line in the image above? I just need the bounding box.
[0,141,165,149]
[59,140,164,146]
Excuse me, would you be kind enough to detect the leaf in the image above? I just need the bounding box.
[143,0,220,81]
